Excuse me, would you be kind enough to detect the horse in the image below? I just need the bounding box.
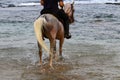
[34,3,74,68]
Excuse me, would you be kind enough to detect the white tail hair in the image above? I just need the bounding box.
[34,17,49,53]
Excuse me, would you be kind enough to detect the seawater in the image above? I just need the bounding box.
[1,4,120,43]
[71,4,120,44]
[1,3,120,80]
[0,4,120,62]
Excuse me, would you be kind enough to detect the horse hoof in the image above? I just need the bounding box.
[59,56,65,61]
[36,61,43,67]
[50,65,54,70]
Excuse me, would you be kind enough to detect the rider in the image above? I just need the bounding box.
[40,0,71,39]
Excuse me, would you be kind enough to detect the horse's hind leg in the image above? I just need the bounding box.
[38,42,42,65]
[49,39,56,68]
[53,40,57,59]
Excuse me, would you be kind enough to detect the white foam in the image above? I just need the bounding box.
[73,0,120,4]
[18,2,40,7]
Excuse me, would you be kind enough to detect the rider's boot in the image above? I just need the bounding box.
[64,20,71,39]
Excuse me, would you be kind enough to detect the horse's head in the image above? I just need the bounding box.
[64,3,74,24]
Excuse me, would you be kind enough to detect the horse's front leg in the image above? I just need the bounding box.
[59,38,64,57]
[38,42,42,65]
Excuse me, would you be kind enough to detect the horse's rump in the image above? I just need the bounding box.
[40,14,64,39]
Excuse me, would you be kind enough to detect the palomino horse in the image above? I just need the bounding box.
[34,3,74,68]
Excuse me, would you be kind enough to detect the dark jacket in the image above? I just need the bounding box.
[40,0,68,24]
[42,0,60,12]
[41,0,62,20]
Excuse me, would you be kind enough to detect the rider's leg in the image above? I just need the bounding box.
[57,9,71,39]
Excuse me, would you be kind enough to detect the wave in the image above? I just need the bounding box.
[0,2,39,8]
[0,1,95,8]
[18,2,40,7]
[93,13,116,18]
[1,0,120,8]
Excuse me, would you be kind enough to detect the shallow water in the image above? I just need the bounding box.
[0,4,120,80]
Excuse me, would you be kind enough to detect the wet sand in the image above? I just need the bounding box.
[1,42,120,80]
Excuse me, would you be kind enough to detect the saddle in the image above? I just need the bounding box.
[40,9,65,25]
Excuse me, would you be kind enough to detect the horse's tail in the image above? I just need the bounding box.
[34,17,49,53]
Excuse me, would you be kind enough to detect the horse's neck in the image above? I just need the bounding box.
[64,3,71,13]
